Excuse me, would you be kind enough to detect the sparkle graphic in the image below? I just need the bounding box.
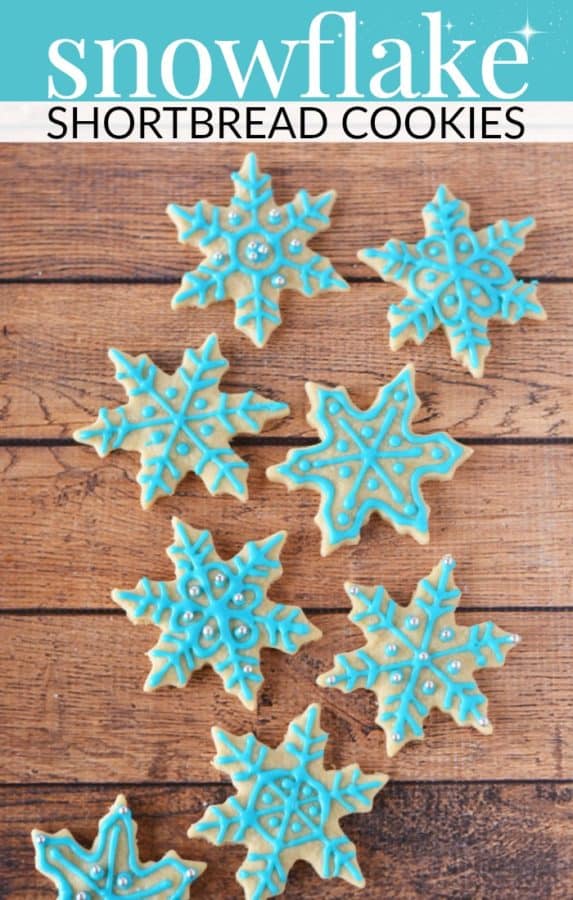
[513,13,545,47]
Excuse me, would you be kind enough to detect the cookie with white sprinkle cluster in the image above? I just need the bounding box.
[168,152,348,347]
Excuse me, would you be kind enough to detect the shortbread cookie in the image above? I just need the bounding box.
[32,794,205,898]
[318,557,520,756]
[167,152,348,347]
[358,185,546,377]
[267,364,471,555]
[113,518,321,709]
[189,703,387,899]
[74,334,288,508]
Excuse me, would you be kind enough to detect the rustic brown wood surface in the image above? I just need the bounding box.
[1,143,572,899]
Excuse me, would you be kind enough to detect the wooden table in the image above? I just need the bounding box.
[1,143,572,898]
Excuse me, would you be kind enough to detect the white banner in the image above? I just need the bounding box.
[1,101,572,142]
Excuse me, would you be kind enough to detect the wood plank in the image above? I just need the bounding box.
[1,282,568,439]
[1,445,569,611]
[1,144,571,280]
[4,783,573,899]
[0,610,569,783]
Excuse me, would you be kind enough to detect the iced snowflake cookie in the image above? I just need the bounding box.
[358,185,546,377]
[113,518,320,709]
[267,364,471,555]
[74,334,288,508]
[318,557,520,756]
[167,152,348,347]
[32,794,205,898]
[189,703,387,899]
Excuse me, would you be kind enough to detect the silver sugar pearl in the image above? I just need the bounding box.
[423,679,435,692]
[76,894,89,900]
[442,554,455,566]
[272,274,286,287]
[478,717,490,727]
[233,592,245,605]
[186,867,197,880]
[36,834,46,844]
[392,732,402,743]
[188,584,201,598]
[407,615,420,627]
[257,242,269,255]
[269,207,281,219]
[418,651,429,661]
[247,240,258,250]
[202,625,215,638]
[90,864,104,879]
[289,238,302,250]
[449,659,461,672]
[348,585,359,595]
[182,611,195,624]
[385,643,398,656]
[235,625,248,637]
[118,805,129,815]
[212,251,224,264]
[325,675,336,685]
[214,573,226,586]
[243,664,253,674]
[390,672,402,684]
[117,875,129,888]
[510,633,521,644]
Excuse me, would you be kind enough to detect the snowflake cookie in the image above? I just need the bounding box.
[267,364,471,555]
[318,557,520,756]
[167,152,348,347]
[74,334,288,508]
[32,794,205,899]
[358,185,546,377]
[112,518,321,709]
[189,703,387,900]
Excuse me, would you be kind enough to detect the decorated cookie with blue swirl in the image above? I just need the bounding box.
[189,703,387,899]
[168,152,348,347]
[112,518,321,709]
[74,334,289,508]
[359,185,546,377]
[32,794,205,898]
[318,557,521,756]
[267,364,471,555]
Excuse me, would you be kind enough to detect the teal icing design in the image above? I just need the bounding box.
[189,704,387,900]
[32,795,205,899]
[318,558,520,756]
[267,364,470,554]
[167,153,348,348]
[74,334,289,508]
[359,185,546,377]
[113,519,320,709]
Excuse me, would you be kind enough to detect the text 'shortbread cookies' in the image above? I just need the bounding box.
[189,703,387,899]
[267,364,471,555]
[167,152,348,347]
[32,794,205,898]
[112,518,321,709]
[74,333,288,508]
[358,185,546,377]
[318,557,521,756]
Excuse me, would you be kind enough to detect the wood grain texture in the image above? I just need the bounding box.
[1,282,568,440]
[0,610,569,783]
[0,143,571,280]
[1,444,569,611]
[5,783,573,899]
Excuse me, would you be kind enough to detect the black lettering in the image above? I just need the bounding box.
[47,106,67,139]
[505,106,525,140]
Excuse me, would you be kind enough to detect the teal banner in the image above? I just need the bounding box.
[2,0,571,101]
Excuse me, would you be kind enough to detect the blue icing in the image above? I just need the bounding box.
[167,152,348,348]
[112,520,319,709]
[74,334,288,508]
[320,558,520,755]
[32,796,203,898]
[190,704,386,899]
[359,185,545,377]
[268,365,469,553]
